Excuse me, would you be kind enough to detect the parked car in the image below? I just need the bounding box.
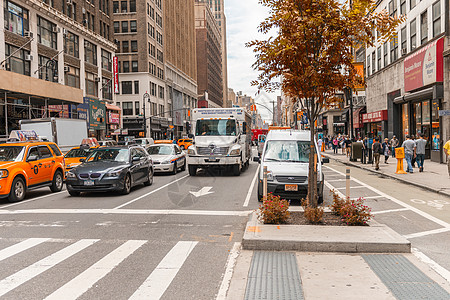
[255,130,328,203]
[177,138,193,150]
[133,138,154,147]
[154,140,174,144]
[98,140,118,147]
[146,144,186,174]
[64,145,100,174]
[66,145,153,196]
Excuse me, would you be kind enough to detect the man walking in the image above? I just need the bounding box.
[382,138,390,164]
[444,138,450,177]
[372,137,382,170]
[390,135,399,157]
[415,134,427,172]
[402,135,416,173]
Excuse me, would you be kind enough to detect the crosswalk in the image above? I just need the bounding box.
[0,238,202,299]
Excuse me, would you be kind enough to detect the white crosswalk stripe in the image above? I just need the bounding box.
[0,238,50,262]
[45,240,146,300]
[0,239,99,297]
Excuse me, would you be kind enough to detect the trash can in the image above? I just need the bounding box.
[351,142,362,162]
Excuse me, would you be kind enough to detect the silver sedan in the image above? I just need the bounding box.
[146,144,186,174]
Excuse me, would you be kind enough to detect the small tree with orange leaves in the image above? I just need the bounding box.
[247,0,403,208]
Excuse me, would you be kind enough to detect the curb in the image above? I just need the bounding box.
[322,153,450,197]
[242,212,411,253]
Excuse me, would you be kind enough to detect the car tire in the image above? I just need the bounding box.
[180,161,186,171]
[8,177,26,203]
[144,169,153,186]
[50,170,64,192]
[171,162,178,175]
[120,174,132,195]
[257,180,263,202]
[188,165,197,176]
[232,164,240,176]
[68,190,81,197]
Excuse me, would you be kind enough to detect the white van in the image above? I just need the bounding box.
[256,130,329,202]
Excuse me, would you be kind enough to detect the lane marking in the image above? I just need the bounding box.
[404,228,450,239]
[129,241,198,300]
[325,179,348,182]
[324,166,450,229]
[0,238,50,262]
[0,239,98,297]
[351,195,384,200]
[114,174,189,209]
[190,187,214,197]
[45,240,146,300]
[216,242,241,300]
[0,209,252,217]
[412,248,450,284]
[243,165,260,207]
[0,191,66,209]
[336,186,366,190]
[228,232,234,243]
[372,208,411,215]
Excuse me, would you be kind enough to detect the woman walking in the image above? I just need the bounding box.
[333,137,338,154]
[382,138,390,163]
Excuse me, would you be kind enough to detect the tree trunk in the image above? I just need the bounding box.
[307,110,318,208]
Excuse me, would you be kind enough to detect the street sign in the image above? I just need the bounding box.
[438,110,450,116]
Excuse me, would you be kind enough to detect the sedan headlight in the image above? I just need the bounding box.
[229,148,241,156]
[66,171,76,178]
[161,160,170,164]
[106,170,123,177]
[0,169,9,179]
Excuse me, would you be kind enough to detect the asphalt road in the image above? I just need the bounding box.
[0,155,448,299]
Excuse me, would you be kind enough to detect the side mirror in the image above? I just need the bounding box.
[132,156,140,163]
[253,156,260,163]
[322,157,330,164]
[27,155,38,162]
[79,158,85,162]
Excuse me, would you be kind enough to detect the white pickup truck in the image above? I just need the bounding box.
[187,108,252,176]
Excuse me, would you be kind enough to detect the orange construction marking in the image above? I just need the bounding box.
[247,226,261,233]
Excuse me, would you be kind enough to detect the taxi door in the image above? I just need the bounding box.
[37,145,55,183]
[25,146,43,186]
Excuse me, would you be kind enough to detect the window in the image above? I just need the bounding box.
[151,102,157,115]
[4,1,29,35]
[150,82,156,96]
[38,16,57,49]
[121,1,127,13]
[410,0,416,9]
[121,21,128,33]
[114,21,119,33]
[420,11,428,45]
[156,31,163,45]
[150,44,155,57]
[38,56,58,82]
[130,20,137,32]
[157,49,163,63]
[113,1,119,13]
[400,0,406,15]
[65,66,80,88]
[122,41,129,53]
[410,19,417,50]
[134,81,139,94]
[158,86,164,99]
[85,72,98,97]
[121,81,132,94]
[64,31,79,58]
[131,61,138,72]
[123,61,129,72]
[84,40,97,65]
[399,27,406,56]
[371,51,375,73]
[131,41,137,52]
[115,40,120,53]
[5,44,30,76]
[432,1,441,37]
[102,78,112,100]
[149,62,156,75]
[157,67,164,79]
[390,34,398,62]
[38,146,52,158]
[367,56,371,76]
[122,102,133,115]
[377,47,381,70]
[156,13,162,27]
[130,0,136,12]
[389,0,397,17]
[135,101,139,115]
[101,49,111,71]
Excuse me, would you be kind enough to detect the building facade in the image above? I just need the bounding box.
[0,0,116,140]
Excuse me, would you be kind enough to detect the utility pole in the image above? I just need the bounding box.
[271,101,275,125]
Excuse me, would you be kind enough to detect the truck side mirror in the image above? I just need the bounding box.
[253,156,260,163]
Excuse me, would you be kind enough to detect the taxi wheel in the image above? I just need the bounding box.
[120,174,131,195]
[144,169,153,186]
[8,177,26,203]
[50,171,64,192]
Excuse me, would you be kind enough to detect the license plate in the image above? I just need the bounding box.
[209,157,216,161]
[84,180,94,186]
[285,184,298,191]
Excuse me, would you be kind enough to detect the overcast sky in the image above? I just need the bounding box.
[224,0,279,121]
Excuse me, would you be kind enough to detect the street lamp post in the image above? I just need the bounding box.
[142,92,150,138]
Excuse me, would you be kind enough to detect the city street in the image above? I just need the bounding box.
[0,151,448,299]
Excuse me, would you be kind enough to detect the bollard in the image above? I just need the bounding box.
[263,166,268,201]
[346,168,350,199]
[395,147,407,174]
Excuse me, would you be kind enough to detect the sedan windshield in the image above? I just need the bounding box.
[85,148,129,162]
[196,119,237,136]
[0,146,25,162]
[147,145,174,155]
[263,141,311,163]
[65,148,94,158]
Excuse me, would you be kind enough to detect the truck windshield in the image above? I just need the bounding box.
[263,141,312,163]
[0,146,25,162]
[196,119,237,136]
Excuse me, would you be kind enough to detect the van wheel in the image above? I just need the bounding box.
[188,165,197,176]
[8,177,26,203]
[232,164,240,176]
[50,171,63,192]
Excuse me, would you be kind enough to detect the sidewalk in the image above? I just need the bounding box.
[322,148,450,197]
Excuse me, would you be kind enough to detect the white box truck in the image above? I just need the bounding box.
[187,108,252,176]
[19,118,88,152]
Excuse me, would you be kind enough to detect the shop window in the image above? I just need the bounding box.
[122,102,133,115]
[4,1,29,36]
[65,65,80,88]
[135,101,139,115]
[431,100,440,150]
[410,19,417,50]
[130,20,137,32]
[38,56,58,82]
[420,11,428,45]
[134,81,139,94]
[38,16,57,49]
[102,78,112,100]
[101,49,112,71]
[432,1,441,37]
[121,81,132,94]
[85,72,98,97]
[84,40,97,65]
[64,31,79,58]
[5,44,30,76]
[402,103,409,139]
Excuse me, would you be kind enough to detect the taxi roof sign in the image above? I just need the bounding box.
[8,130,39,142]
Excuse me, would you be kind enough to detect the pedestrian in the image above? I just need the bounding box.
[390,135,399,158]
[415,134,427,172]
[382,138,390,163]
[324,136,329,150]
[345,137,352,158]
[444,138,450,177]
[362,137,368,164]
[411,135,417,168]
[332,137,338,154]
[318,137,323,152]
[401,135,416,173]
[372,137,382,170]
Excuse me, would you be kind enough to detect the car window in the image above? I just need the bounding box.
[27,147,40,160]
[137,148,147,157]
[48,144,62,156]
[38,146,53,158]
[175,145,182,154]
[86,148,130,162]
[0,146,25,162]
[147,145,175,155]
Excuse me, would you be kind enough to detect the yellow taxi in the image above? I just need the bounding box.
[154,140,175,144]
[0,131,65,203]
[64,145,100,173]
[177,138,193,150]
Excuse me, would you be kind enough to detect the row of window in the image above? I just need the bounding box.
[121,101,165,117]
[113,0,136,13]
[114,20,137,33]
[116,40,138,53]
[367,1,441,76]
[117,60,138,73]
[121,80,139,95]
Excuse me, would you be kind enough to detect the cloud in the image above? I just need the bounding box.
[225,0,279,121]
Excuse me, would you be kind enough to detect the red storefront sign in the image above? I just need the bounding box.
[353,108,364,128]
[108,112,120,124]
[362,110,388,123]
[404,37,443,92]
[113,56,119,94]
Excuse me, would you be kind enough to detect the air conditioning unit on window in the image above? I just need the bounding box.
[95,77,101,82]
[64,66,70,72]
[401,48,407,56]
[82,8,86,14]
[24,31,33,38]
[25,54,33,61]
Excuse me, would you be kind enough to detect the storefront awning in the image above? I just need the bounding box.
[106,104,121,111]
[393,85,443,104]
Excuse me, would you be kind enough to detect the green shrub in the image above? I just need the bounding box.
[339,197,372,226]
[258,193,290,224]
[330,190,345,215]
